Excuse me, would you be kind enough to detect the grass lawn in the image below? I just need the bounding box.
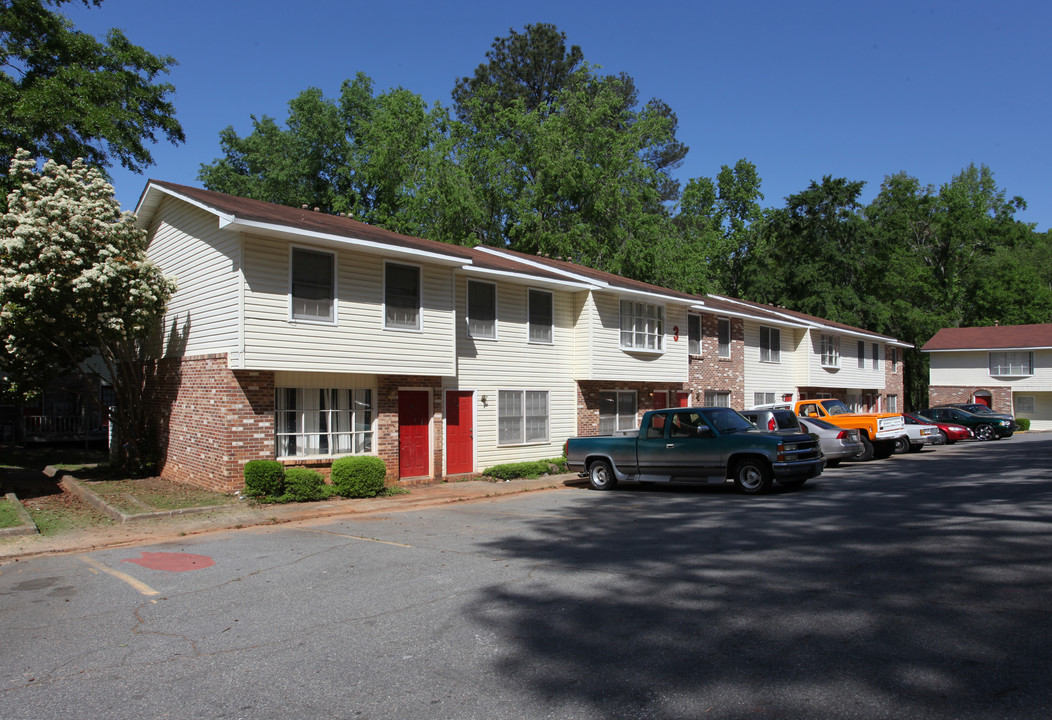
[0,497,24,528]
[84,477,239,514]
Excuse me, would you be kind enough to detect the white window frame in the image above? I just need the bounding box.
[599,390,638,435]
[619,299,665,352]
[891,347,900,373]
[989,351,1034,377]
[718,317,731,359]
[497,390,549,445]
[528,288,554,344]
[886,394,898,413]
[289,246,336,324]
[760,326,780,363]
[688,314,702,356]
[383,261,422,331]
[857,340,866,369]
[872,343,879,370]
[1015,395,1035,414]
[705,390,731,407]
[821,334,841,368]
[467,279,497,340]
[753,392,776,407]
[275,387,375,458]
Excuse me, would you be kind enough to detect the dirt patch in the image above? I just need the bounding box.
[20,484,115,535]
[82,476,238,513]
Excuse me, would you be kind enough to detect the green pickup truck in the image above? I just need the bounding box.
[565,406,825,494]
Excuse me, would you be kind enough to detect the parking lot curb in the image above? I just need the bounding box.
[60,475,235,525]
[0,493,38,537]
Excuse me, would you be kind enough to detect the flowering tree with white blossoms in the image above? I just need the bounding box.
[0,149,175,472]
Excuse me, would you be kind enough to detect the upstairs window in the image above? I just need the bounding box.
[989,351,1034,376]
[718,318,731,358]
[620,300,664,351]
[385,262,421,330]
[872,343,879,370]
[467,280,496,339]
[857,340,866,369]
[688,315,702,355]
[760,326,780,363]
[528,289,553,344]
[290,248,335,322]
[891,347,900,373]
[821,335,840,368]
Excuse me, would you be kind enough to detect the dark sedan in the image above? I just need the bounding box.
[950,403,1018,429]
[920,406,1014,441]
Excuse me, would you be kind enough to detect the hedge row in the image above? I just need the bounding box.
[243,457,388,503]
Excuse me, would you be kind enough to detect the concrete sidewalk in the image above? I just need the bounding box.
[0,472,583,562]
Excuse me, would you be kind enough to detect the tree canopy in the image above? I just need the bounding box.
[0,0,184,175]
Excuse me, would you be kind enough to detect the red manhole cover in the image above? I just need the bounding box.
[122,552,215,572]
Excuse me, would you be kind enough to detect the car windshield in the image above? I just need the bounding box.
[965,405,994,414]
[821,399,853,416]
[700,407,755,434]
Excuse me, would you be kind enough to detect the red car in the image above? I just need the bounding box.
[904,412,972,445]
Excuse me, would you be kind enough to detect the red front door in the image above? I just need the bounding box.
[398,391,430,478]
[974,395,991,407]
[674,392,691,407]
[446,391,474,475]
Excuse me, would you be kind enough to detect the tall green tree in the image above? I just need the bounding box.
[1,150,176,471]
[0,0,184,175]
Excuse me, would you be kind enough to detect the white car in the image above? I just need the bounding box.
[895,414,940,453]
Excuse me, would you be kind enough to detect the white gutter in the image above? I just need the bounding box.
[461,265,597,291]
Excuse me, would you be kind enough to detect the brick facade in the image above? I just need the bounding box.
[576,380,690,436]
[688,314,745,409]
[928,386,1012,414]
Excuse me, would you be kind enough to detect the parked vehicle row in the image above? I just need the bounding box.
[565,402,1017,495]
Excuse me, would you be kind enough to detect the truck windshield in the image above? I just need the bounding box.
[822,400,853,415]
[699,407,755,434]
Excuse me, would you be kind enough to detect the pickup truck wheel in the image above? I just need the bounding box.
[732,459,773,495]
[893,436,910,454]
[857,436,875,461]
[975,423,995,441]
[587,460,618,491]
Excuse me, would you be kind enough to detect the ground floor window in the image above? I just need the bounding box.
[498,390,549,445]
[1015,395,1035,414]
[704,390,731,407]
[599,390,637,435]
[887,394,898,413]
[275,388,374,457]
[753,392,775,407]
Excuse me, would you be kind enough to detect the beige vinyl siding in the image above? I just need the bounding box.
[1013,391,1052,430]
[146,198,241,359]
[241,234,456,375]
[801,331,887,390]
[744,322,799,404]
[453,276,578,470]
[582,293,689,382]
[931,349,1052,390]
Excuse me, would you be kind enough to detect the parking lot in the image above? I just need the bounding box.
[2,434,1050,719]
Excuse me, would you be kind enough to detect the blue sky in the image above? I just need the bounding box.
[65,0,1050,231]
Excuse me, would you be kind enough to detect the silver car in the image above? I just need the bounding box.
[798,416,864,466]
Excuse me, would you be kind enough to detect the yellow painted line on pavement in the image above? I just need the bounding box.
[302,529,413,547]
[79,556,160,597]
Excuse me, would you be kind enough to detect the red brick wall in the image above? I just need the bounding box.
[688,314,745,409]
[928,386,1012,413]
[884,347,905,410]
[148,354,274,493]
[376,376,445,483]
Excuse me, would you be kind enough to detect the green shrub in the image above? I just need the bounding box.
[1016,418,1031,432]
[244,460,285,498]
[331,456,387,498]
[281,467,332,502]
[482,457,568,480]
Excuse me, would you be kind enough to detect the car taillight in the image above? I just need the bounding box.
[835,430,847,439]
[768,417,776,430]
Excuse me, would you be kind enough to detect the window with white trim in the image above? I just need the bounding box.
[528,289,553,344]
[891,347,900,373]
[760,326,780,363]
[857,340,865,369]
[599,390,637,435]
[290,248,335,322]
[754,392,775,407]
[688,315,701,355]
[384,262,420,330]
[1015,396,1035,414]
[705,390,731,407]
[718,318,731,358]
[619,300,664,351]
[886,394,898,413]
[872,343,879,370]
[989,351,1034,376]
[467,280,496,339]
[498,390,549,445]
[821,334,840,368]
[275,388,373,457]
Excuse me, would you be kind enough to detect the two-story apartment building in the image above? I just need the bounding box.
[137,181,910,491]
[922,324,1052,429]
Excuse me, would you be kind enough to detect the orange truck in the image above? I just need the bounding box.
[792,399,906,461]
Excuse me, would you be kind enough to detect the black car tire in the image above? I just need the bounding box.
[893,436,910,454]
[857,436,875,461]
[732,458,773,495]
[587,459,618,491]
[975,423,995,441]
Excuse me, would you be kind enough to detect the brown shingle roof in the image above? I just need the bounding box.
[922,324,1052,351]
